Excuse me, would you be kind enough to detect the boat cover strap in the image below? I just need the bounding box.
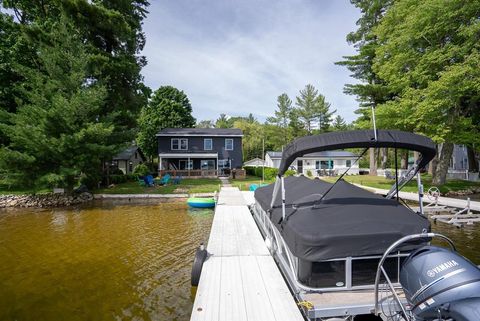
[278,130,436,175]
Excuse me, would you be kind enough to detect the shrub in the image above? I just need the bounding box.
[110,174,128,184]
[306,169,313,177]
[133,163,149,176]
[284,169,296,177]
[243,166,280,180]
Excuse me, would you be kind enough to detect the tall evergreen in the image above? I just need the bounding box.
[0,19,114,189]
[0,0,150,189]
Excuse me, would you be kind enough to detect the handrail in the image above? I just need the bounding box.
[373,232,456,316]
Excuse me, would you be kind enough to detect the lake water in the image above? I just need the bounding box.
[0,200,478,321]
[0,200,213,321]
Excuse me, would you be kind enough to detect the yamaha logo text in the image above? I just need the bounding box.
[426,260,459,277]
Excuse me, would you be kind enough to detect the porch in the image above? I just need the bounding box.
[158,153,237,177]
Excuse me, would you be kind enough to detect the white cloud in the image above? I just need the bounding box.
[141,0,361,122]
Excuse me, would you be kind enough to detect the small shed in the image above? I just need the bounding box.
[243,157,265,167]
[113,146,146,174]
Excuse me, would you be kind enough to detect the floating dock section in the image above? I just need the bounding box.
[190,187,304,321]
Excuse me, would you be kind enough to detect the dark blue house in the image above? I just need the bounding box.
[157,128,243,176]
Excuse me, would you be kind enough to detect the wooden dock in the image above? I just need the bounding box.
[190,187,304,321]
[356,184,480,212]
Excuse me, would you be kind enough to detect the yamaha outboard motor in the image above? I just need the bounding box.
[400,245,480,321]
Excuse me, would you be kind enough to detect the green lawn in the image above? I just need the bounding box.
[230,175,274,191]
[94,178,221,195]
[322,174,480,195]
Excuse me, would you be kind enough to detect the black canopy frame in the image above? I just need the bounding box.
[278,130,436,175]
[270,130,437,221]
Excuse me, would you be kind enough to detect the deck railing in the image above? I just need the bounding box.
[158,169,246,178]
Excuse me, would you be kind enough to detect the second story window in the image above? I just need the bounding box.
[171,138,188,150]
[204,138,213,150]
[225,138,233,150]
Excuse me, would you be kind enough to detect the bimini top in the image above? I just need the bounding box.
[278,130,436,175]
[254,176,430,261]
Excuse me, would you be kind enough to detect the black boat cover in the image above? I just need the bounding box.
[278,130,436,175]
[254,176,430,261]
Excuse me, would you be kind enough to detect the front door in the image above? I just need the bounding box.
[179,160,192,170]
[297,159,303,174]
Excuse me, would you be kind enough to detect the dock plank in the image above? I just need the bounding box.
[191,187,303,321]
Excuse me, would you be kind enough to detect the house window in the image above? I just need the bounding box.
[346,160,352,167]
[315,160,320,170]
[319,161,332,169]
[201,160,215,170]
[204,138,213,150]
[171,138,188,150]
[225,138,233,150]
[218,159,231,169]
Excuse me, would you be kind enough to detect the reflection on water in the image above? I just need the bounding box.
[431,218,480,264]
[0,200,213,321]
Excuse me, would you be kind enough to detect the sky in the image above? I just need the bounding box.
[141,0,361,123]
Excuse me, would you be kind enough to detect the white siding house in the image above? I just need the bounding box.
[265,151,360,176]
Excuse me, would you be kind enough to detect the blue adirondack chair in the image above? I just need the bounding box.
[144,174,154,187]
[159,174,171,185]
[173,175,182,184]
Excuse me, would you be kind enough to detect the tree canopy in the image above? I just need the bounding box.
[0,0,150,190]
[136,86,196,159]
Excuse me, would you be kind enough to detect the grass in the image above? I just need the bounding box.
[230,175,274,191]
[322,174,480,195]
[94,178,221,195]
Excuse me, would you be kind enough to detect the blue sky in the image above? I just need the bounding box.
[141,0,362,123]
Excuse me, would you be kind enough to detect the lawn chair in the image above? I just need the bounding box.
[158,174,171,186]
[144,174,154,187]
[173,175,182,185]
[385,170,394,180]
[138,176,147,186]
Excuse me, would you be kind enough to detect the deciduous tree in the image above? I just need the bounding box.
[137,86,195,160]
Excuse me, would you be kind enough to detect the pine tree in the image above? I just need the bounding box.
[0,19,116,190]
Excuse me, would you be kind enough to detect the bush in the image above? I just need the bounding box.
[132,163,149,176]
[125,174,138,181]
[306,169,313,177]
[110,174,128,184]
[284,169,296,177]
[243,166,281,180]
[80,173,101,189]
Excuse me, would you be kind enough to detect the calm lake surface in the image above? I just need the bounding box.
[0,200,213,321]
[0,200,478,321]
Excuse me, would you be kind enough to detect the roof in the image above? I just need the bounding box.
[244,158,265,166]
[113,146,144,160]
[156,128,243,137]
[266,150,357,159]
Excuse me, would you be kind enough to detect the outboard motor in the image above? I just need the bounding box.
[400,245,480,321]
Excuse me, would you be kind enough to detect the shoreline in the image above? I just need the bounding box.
[0,192,216,208]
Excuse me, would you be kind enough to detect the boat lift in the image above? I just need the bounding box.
[419,187,480,227]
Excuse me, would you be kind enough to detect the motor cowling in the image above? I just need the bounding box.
[399,245,480,321]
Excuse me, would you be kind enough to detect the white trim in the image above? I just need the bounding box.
[204,138,213,151]
[225,138,234,150]
[157,133,243,137]
[159,153,218,158]
[171,138,188,150]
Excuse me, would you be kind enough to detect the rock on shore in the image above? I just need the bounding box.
[0,192,93,208]
[445,187,480,197]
